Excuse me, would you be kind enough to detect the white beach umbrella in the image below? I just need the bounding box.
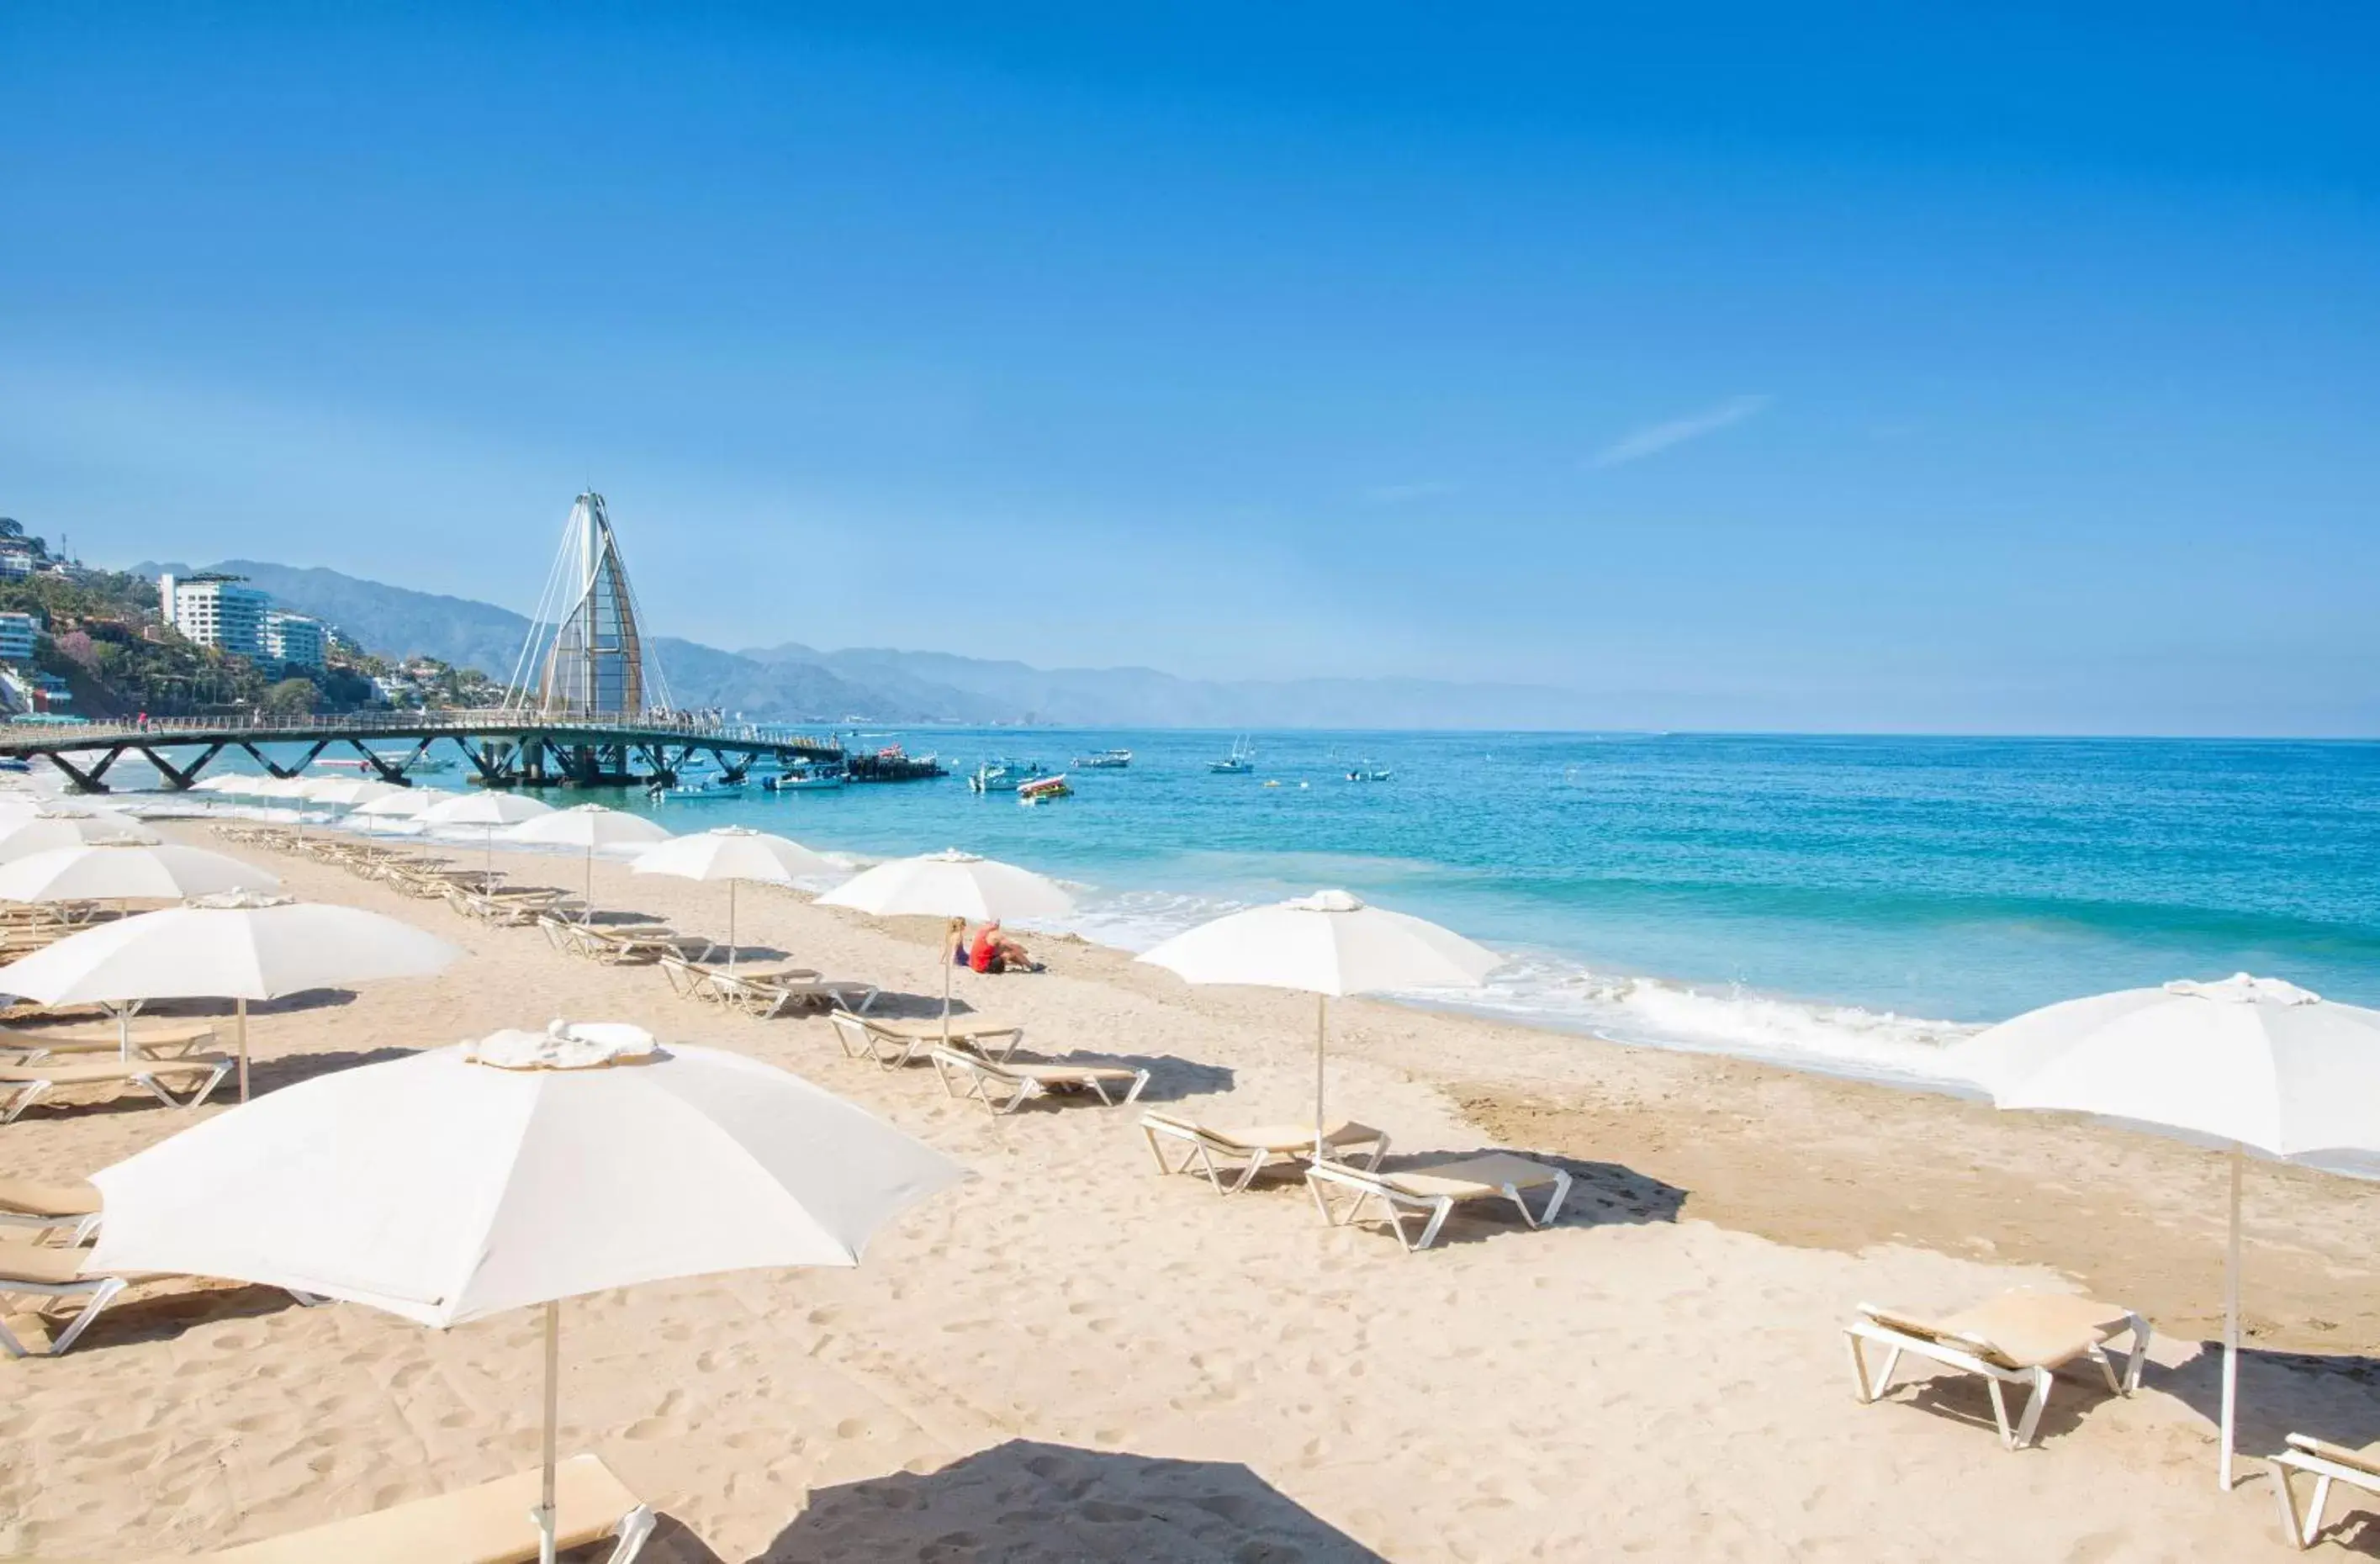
[352,786,453,819]
[0,810,161,862]
[632,826,837,970]
[296,776,406,808]
[0,891,462,1099]
[420,791,558,885]
[190,773,263,795]
[88,1023,965,1564]
[506,804,674,907]
[0,843,281,905]
[817,849,1075,1032]
[1138,890,1504,1154]
[1950,973,2380,1489]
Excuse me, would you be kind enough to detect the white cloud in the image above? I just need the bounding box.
[1589,394,1773,468]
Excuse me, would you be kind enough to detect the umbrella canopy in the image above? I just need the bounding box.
[244,776,315,800]
[0,843,282,905]
[90,1023,965,1563]
[1950,973,2380,1489]
[817,848,1074,922]
[0,891,462,1098]
[632,827,838,970]
[1135,888,1504,998]
[0,810,161,862]
[296,776,408,807]
[816,849,1073,1029]
[422,791,557,885]
[506,804,674,906]
[1138,890,1504,1153]
[190,773,264,795]
[421,792,556,828]
[352,787,453,819]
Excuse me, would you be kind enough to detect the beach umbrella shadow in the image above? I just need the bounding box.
[2154,1343,2380,1493]
[758,1438,1387,1562]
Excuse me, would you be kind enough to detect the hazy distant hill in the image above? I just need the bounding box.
[132,560,1601,728]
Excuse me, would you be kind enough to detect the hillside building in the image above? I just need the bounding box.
[0,612,38,663]
[159,573,269,658]
[263,610,327,669]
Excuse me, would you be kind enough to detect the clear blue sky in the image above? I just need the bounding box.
[3,3,2373,733]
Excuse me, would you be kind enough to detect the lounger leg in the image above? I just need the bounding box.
[2012,1366,2054,1450]
[1225,1151,1269,1194]
[607,1503,658,1564]
[1120,1070,1149,1105]
[2119,1313,2151,1395]
[1984,1377,2015,1448]
[30,1276,128,1356]
[1412,1196,1457,1253]
[1844,1333,1880,1403]
[1,1081,50,1124]
[1532,1170,1573,1227]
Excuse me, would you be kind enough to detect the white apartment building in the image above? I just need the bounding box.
[158,573,269,658]
[263,610,327,669]
[0,548,35,579]
[0,611,37,663]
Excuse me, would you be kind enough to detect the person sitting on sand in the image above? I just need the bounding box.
[967,921,1037,975]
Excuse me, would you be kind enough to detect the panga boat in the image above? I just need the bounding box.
[1076,748,1132,769]
[1017,774,1072,805]
[969,758,1047,794]
[648,774,746,801]
[763,764,844,792]
[1208,736,1256,774]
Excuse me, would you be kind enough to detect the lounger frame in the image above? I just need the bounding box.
[2270,1435,2380,1549]
[1843,1307,2150,1450]
[2,1056,234,1124]
[928,1045,1148,1114]
[829,1012,1023,1070]
[1304,1158,1573,1252]
[0,1271,128,1358]
[1141,1115,1389,1195]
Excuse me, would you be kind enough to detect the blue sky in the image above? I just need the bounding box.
[2,3,2374,733]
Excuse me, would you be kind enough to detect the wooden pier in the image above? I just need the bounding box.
[0,712,947,793]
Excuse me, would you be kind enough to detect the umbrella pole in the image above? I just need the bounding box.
[236,997,249,1102]
[115,1002,131,1065]
[942,922,955,1044]
[1314,994,1328,1161]
[2220,1143,2243,1490]
[538,1297,561,1564]
[727,880,737,974]
[584,844,595,920]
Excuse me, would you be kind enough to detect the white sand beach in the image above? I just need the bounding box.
[6,822,2380,1561]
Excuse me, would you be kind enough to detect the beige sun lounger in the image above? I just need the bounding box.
[2271,1433,2380,1548]
[1305,1153,1573,1251]
[727,970,880,1019]
[1,1054,235,1124]
[194,1451,655,1562]
[929,1044,1149,1114]
[1140,1112,1389,1194]
[1844,1289,2151,1449]
[0,1021,219,1064]
[0,1175,103,1244]
[0,1234,131,1357]
[828,1012,1024,1070]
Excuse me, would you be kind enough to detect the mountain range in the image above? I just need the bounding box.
[135,559,1605,729]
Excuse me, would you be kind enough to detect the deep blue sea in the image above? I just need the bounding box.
[165,729,2380,1085]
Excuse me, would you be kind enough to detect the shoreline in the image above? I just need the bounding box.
[5,816,2380,1558]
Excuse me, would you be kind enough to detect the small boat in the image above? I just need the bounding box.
[1075,748,1132,769]
[648,774,746,801]
[1208,736,1256,774]
[969,758,1046,794]
[1345,763,1393,782]
[762,764,845,792]
[1017,774,1072,805]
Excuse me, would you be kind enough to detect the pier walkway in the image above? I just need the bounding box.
[0,711,946,793]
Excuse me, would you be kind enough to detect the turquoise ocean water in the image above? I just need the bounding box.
[167,730,2380,1086]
